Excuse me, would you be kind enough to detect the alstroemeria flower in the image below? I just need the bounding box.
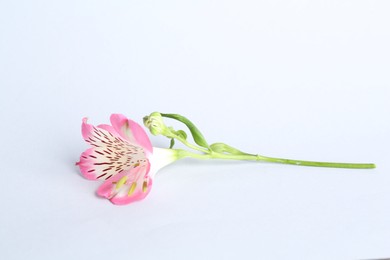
[77,112,375,205]
[76,114,177,205]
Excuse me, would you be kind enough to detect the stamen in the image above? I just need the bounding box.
[128,182,137,196]
[115,176,128,190]
[142,181,148,192]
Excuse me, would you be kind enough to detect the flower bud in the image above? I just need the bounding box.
[143,112,172,136]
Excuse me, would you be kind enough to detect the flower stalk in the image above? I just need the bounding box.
[143,112,376,170]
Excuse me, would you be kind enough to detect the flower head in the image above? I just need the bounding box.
[77,114,176,205]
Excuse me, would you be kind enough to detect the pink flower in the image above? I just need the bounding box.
[76,114,176,205]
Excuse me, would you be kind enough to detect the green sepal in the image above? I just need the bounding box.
[161,113,209,149]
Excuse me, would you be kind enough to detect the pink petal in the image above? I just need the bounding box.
[97,162,153,205]
[96,124,122,138]
[110,114,153,155]
[77,148,102,180]
[78,118,148,180]
[77,147,126,180]
[96,171,128,197]
[81,118,120,149]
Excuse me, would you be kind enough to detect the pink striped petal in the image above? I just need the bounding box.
[96,124,122,138]
[110,114,153,155]
[97,162,153,205]
[77,118,148,180]
[81,118,120,149]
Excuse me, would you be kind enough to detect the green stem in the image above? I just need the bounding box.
[176,150,376,169]
[255,154,375,169]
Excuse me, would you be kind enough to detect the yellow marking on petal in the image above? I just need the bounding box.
[128,182,137,196]
[142,181,148,193]
[115,176,128,190]
[133,162,140,168]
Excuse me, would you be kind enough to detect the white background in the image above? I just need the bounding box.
[1,0,389,259]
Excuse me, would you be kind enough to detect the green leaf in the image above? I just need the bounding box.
[161,113,209,148]
[169,138,175,149]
